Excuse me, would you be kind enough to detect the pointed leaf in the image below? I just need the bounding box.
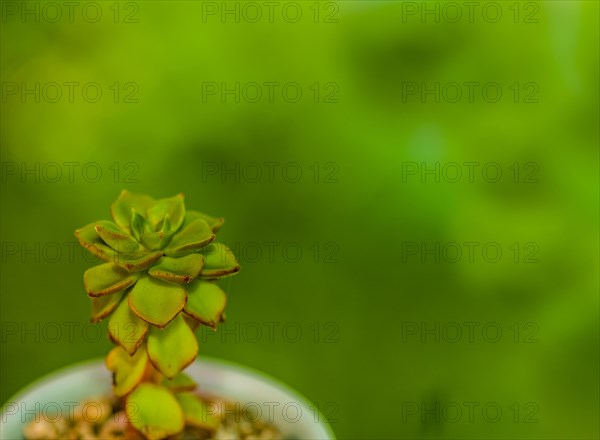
[148,254,205,284]
[147,194,185,233]
[111,190,155,231]
[75,222,117,262]
[126,384,184,440]
[94,221,139,254]
[147,315,198,378]
[115,250,164,273]
[84,263,139,297]
[106,345,149,397]
[140,218,175,251]
[164,219,214,257]
[199,243,240,279]
[130,210,151,242]
[184,281,226,329]
[183,314,202,331]
[162,373,197,392]
[128,276,187,328]
[109,296,149,355]
[185,210,224,233]
[175,392,219,431]
[91,290,126,323]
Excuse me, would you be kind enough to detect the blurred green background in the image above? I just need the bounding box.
[1,1,598,438]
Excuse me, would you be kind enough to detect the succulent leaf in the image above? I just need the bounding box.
[128,276,187,328]
[84,263,139,297]
[183,314,202,331]
[162,372,197,392]
[106,345,149,397]
[90,290,126,323]
[147,194,185,233]
[148,254,205,284]
[115,250,164,273]
[147,315,198,378]
[75,222,118,262]
[130,209,151,242]
[94,221,139,254]
[139,232,167,251]
[108,296,149,355]
[199,243,240,279]
[126,383,185,440]
[184,281,226,329]
[175,392,220,431]
[111,190,155,231]
[140,215,175,250]
[184,210,224,233]
[164,219,215,258]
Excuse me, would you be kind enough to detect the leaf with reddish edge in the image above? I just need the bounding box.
[183,314,202,331]
[106,345,149,397]
[140,215,175,250]
[199,243,240,279]
[164,219,215,258]
[147,194,186,233]
[75,222,117,262]
[126,383,184,440]
[147,315,198,379]
[128,276,187,328]
[162,373,197,392]
[91,290,125,323]
[108,295,148,355]
[94,220,139,254]
[115,251,164,273]
[184,281,226,329]
[84,263,139,297]
[184,210,224,233]
[111,190,155,231]
[176,392,220,431]
[148,254,205,284]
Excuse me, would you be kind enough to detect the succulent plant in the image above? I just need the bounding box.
[75,190,240,439]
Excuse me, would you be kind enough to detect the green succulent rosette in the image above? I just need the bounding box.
[75,191,239,439]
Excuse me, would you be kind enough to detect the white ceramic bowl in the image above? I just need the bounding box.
[1,357,336,440]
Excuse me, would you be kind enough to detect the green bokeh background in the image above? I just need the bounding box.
[1,1,598,438]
